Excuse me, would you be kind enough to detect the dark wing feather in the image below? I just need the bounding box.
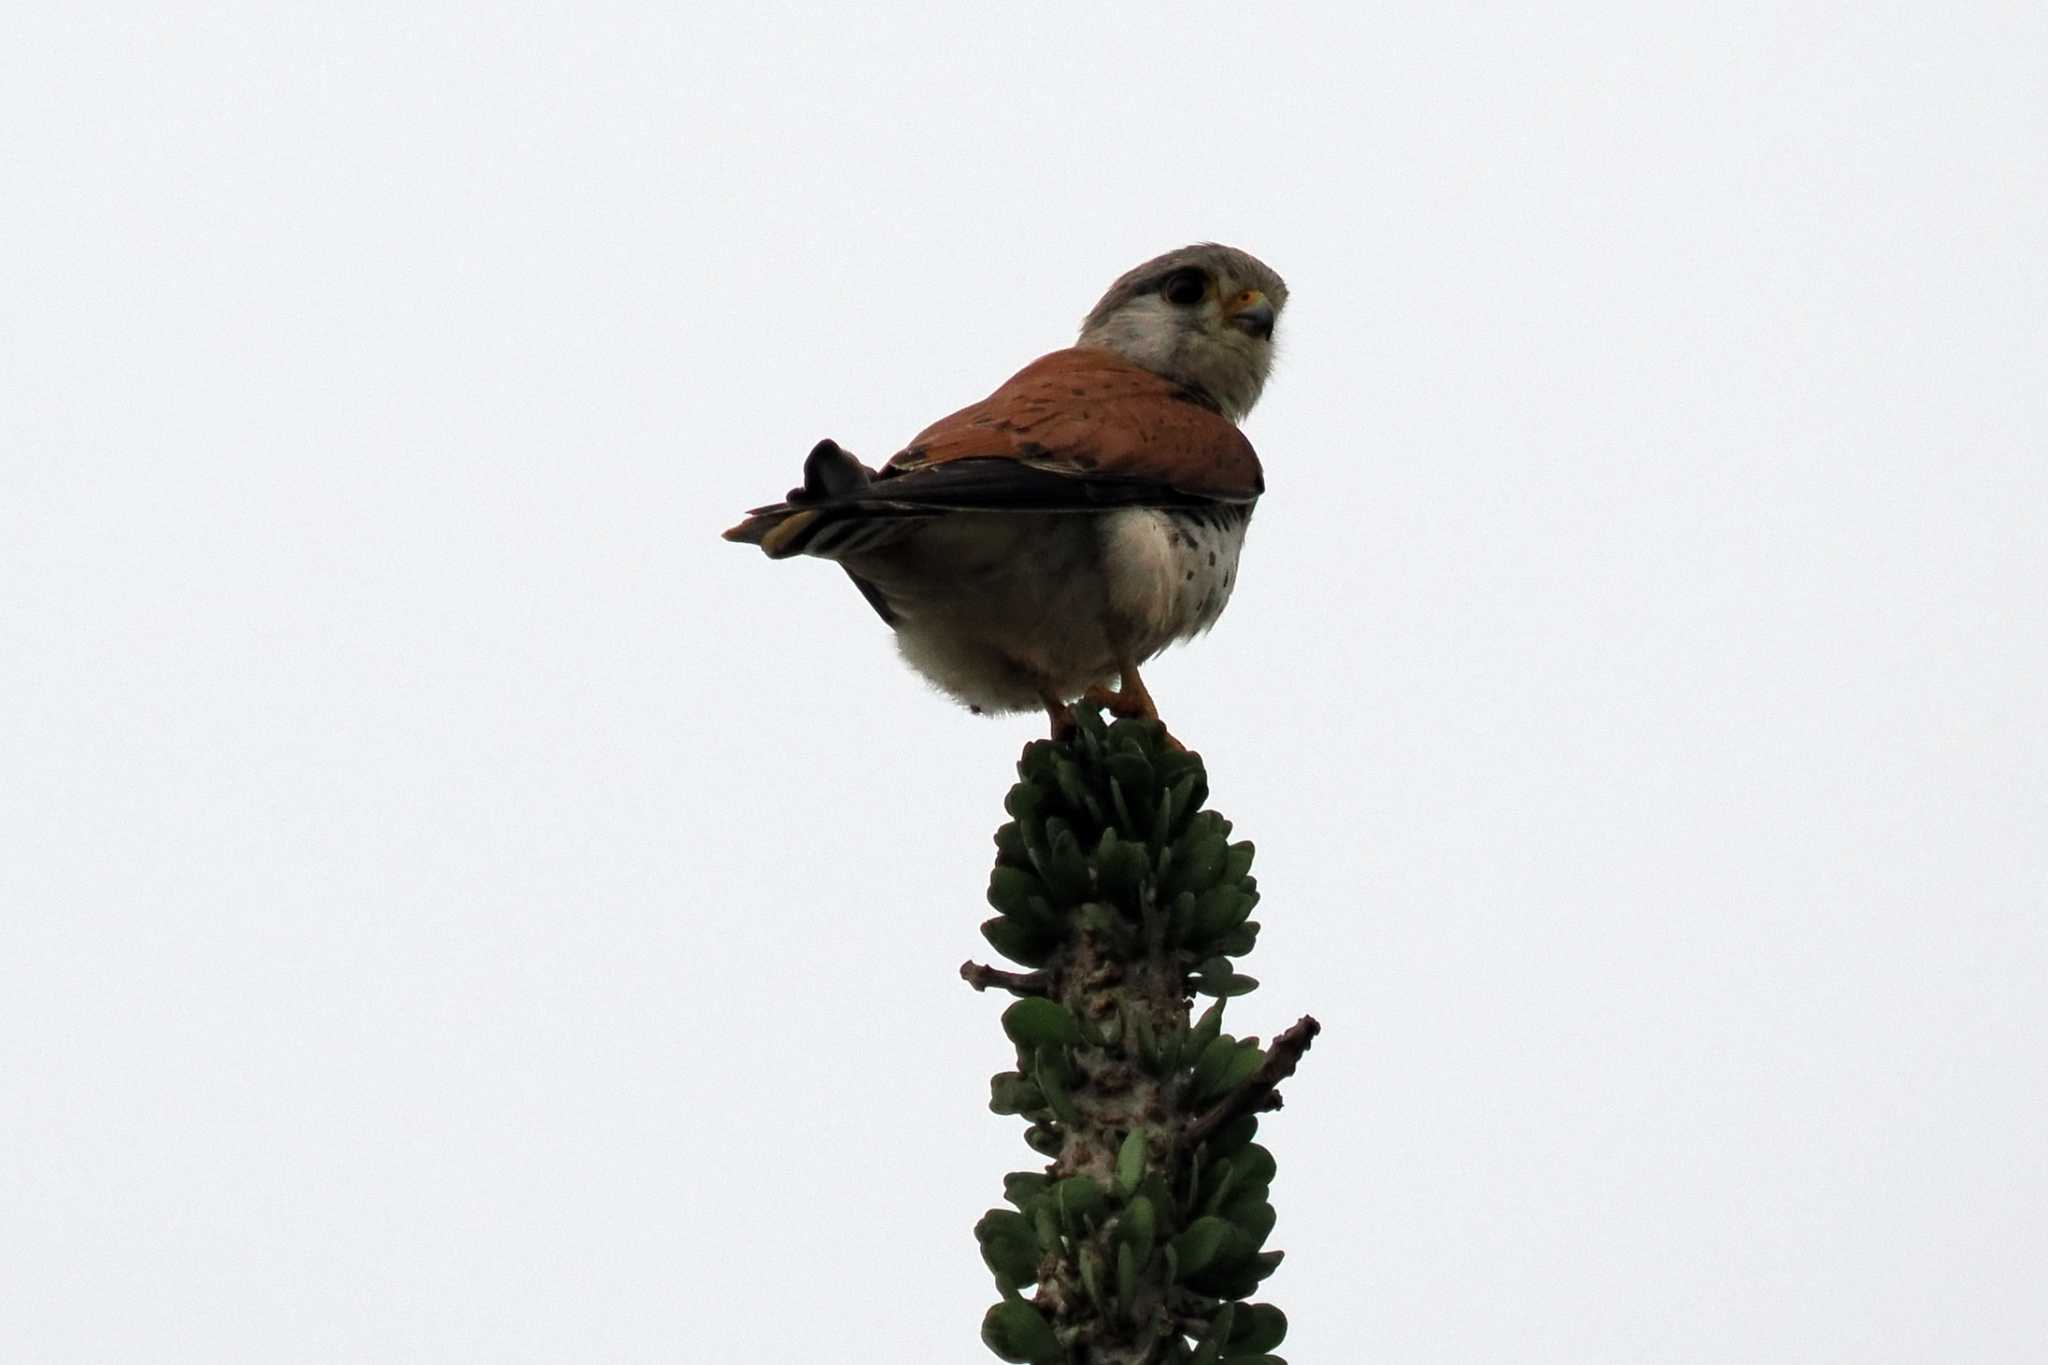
[885,347,1262,502]
[722,348,1261,561]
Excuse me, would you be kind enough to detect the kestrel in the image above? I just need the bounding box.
[723,243,1286,740]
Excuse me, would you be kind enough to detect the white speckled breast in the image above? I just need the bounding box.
[1099,505,1252,661]
[847,504,1252,717]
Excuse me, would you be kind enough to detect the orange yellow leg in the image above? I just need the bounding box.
[1040,689,1078,742]
[1085,663,1184,749]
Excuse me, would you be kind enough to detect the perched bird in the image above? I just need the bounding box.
[723,243,1286,740]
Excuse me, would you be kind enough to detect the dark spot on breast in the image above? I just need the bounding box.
[1016,441,1050,459]
[1208,550,1217,566]
[1184,570,1195,582]
[1070,387,1087,396]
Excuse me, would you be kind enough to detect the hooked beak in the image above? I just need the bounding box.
[1225,289,1275,340]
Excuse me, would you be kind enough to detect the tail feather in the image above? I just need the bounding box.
[722,439,922,560]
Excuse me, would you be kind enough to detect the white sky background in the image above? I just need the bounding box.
[3,3,2043,1361]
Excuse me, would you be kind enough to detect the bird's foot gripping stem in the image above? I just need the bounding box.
[1081,667,1184,750]
[1041,691,1079,743]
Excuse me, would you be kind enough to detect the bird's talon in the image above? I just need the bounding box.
[1042,691,1079,742]
[1084,681,1159,723]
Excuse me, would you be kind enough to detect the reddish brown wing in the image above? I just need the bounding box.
[882,348,1262,502]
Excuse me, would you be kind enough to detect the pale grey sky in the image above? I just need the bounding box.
[3,4,2044,1362]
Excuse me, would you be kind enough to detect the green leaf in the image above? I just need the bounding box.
[975,1209,1039,1284]
[1168,771,1210,838]
[1095,835,1153,901]
[1222,1196,1276,1250]
[1222,974,1260,997]
[1075,901,1136,957]
[1051,1175,1105,1229]
[1224,1303,1288,1356]
[1192,956,1234,997]
[1072,701,1109,747]
[1192,1268,1264,1304]
[1193,1302,1235,1365]
[1200,1157,1238,1215]
[1186,1227,1264,1298]
[1119,1193,1156,1266]
[980,1299,1061,1363]
[1109,714,1168,752]
[1187,998,1226,1061]
[1189,1034,1238,1099]
[1034,1202,1062,1254]
[1169,1215,1235,1279]
[1185,887,1253,949]
[1166,834,1228,898]
[1109,776,1143,843]
[1034,1051,1080,1125]
[1051,755,1104,826]
[1127,1005,1162,1074]
[1116,1240,1136,1320]
[988,1071,1047,1116]
[1012,896,1063,935]
[1105,751,1154,799]
[1015,740,1059,781]
[1152,774,1195,848]
[1211,920,1261,958]
[1116,1128,1147,1197]
[981,917,1057,968]
[1222,839,1256,884]
[1179,807,1227,844]
[1137,1173,1177,1227]
[1234,1143,1277,1197]
[1004,781,1048,824]
[1197,1041,1264,1104]
[1023,1123,1062,1157]
[1003,1172,1050,1210]
[988,865,1051,915]
[1078,1246,1106,1313]
[994,820,1030,866]
[1035,817,1094,903]
[1002,999,1083,1049]
[1203,1115,1259,1160]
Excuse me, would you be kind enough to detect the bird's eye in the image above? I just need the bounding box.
[1160,269,1208,306]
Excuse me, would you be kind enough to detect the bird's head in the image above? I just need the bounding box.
[1075,243,1287,423]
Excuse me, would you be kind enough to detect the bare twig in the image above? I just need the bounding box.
[960,960,1051,996]
[1185,1015,1322,1147]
